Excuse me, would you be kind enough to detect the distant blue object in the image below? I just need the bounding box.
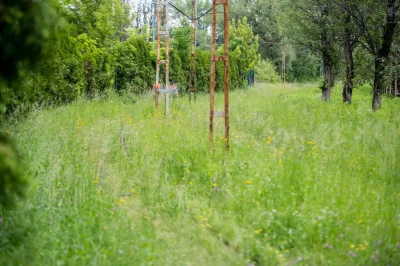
[159,89,169,93]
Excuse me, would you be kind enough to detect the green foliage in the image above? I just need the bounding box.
[255,59,281,83]
[287,52,321,82]
[115,35,154,94]
[0,0,55,81]
[0,0,53,210]
[0,133,26,209]
[229,18,260,78]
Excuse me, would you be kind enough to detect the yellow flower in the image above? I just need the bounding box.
[188,181,192,185]
[359,219,363,223]
[350,244,355,249]
[92,178,99,184]
[307,141,315,145]
[212,183,217,187]
[244,180,252,185]
[254,229,262,234]
[130,189,136,193]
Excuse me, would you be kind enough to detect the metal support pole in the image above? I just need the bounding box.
[210,0,229,151]
[165,0,170,117]
[210,2,216,148]
[189,0,197,102]
[155,0,161,111]
[224,1,229,152]
[152,0,157,48]
[155,0,169,117]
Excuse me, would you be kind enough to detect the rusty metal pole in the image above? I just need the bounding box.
[155,0,162,111]
[209,1,216,149]
[210,0,229,151]
[189,0,197,102]
[155,0,169,117]
[164,0,170,117]
[224,0,229,152]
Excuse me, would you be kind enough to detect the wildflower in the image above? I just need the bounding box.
[359,220,363,223]
[307,141,314,145]
[324,243,333,249]
[348,251,357,257]
[350,244,355,249]
[188,181,192,185]
[206,224,212,228]
[244,180,252,185]
[359,244,366,251]
[254,229,262,234]
[93,178,99,184]
[212,183,217,187]
[130,189,135,193]
[297,257,302,262]
[267,137,273,144]
[375,240,382,246]
[371,254,377,261]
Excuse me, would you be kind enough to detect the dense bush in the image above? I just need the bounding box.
[255,59,281,83]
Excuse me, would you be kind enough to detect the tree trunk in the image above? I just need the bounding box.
[342,16,355,104]
[322,52,334,102]
[372,0,398,111]
[320,4,334,102]
[372,58,386,111]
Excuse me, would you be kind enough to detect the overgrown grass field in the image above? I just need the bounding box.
[1,84,399,265]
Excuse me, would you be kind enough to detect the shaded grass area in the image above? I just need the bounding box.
[1,83,399,265]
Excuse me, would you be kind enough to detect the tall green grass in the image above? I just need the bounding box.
[1,83,399,265]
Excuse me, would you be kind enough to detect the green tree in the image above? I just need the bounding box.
[282,0,340,101]
[228,18,260,82]
[0,0,54,208]
[343,0,399,110]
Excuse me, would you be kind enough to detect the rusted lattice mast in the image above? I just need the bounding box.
[189,0,197,101]
[210,0,229,151]
[155,0,170,116]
